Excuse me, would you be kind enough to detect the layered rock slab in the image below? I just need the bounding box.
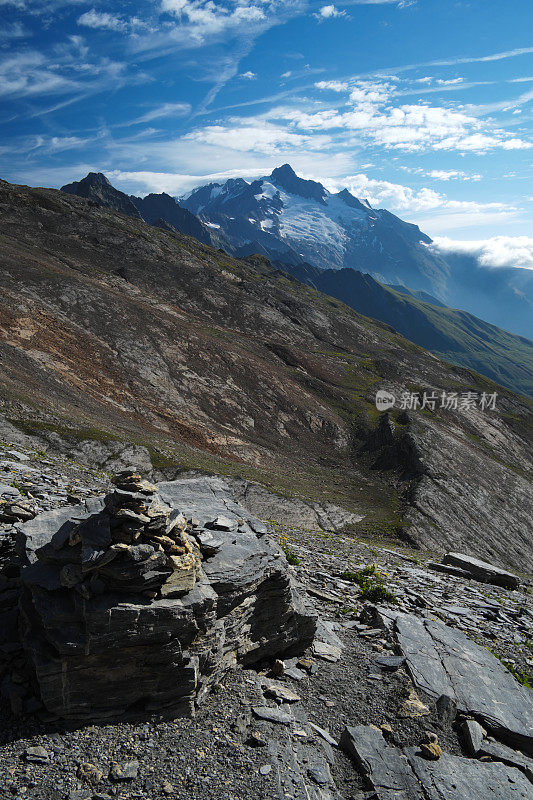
[341,725,532,800]
[378,610,533,755]
[16,475,316,721]
[441,552,520,589]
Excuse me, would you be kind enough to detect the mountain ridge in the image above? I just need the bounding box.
[59,169,533,396]
[277,262,533,397]
[179,164,533,339]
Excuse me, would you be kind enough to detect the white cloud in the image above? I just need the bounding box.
[314,4,346,19]
[160,0,266,39]
[342,173,443,211]
[184,121,331,154]
[427,169,481,182]
[240,71,257,80]
[0,52,78,98]
[77,10,127,32]
[432,236,533,270]
[436,77,463,86]
[334,173,513,222]
[134,102,191,124]
[281,79,533,153]
[315,80,349,92]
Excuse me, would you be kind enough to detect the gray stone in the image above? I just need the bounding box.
[109,760,139,781]
[307,763,331,785]
[0,483,21,498]
[388,611,533,755]
[195,530,224,556]
[259,764,272,775]
[478,740,533,782]
[252,705,293,725]
[285,666,306,681]
[341,725,533,799]
[206,515,235,531]
[6,449,30,461]
[435,694,457,726]
[16,505,86,563]
[308,722,338,747]
[262,681,301,703]
[248,518,268,535]
[16,476,316,722]
[441,552,520,589]
[312,640,342,662]
[374,655,405,671]
[24,745,50,763]
[459,719,485,757]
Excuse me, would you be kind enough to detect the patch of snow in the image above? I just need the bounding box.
[254,181,280,201]
[205,222,221,229]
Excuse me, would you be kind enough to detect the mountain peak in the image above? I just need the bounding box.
[269,164,327,203]
[61,172,142,219]
[336,188,373,212]
[270,163,297,180]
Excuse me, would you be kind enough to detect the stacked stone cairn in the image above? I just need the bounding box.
[7,471,316,721]
[83,469,202,599]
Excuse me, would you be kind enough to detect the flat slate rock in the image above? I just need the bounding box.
[441,552,520,589]
[387,611,533,755]
[478,740,533,782]
[374,655,406,671]
[252,706,293,725]
[341,725,532,800]
[16,504,86,563]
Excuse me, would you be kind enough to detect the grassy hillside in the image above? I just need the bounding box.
[281,265,533,397]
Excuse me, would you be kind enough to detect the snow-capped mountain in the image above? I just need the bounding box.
[181,163,451,297]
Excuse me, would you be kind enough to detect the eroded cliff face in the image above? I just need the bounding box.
[0,178,531,569]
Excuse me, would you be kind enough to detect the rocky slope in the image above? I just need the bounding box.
[279,263,533,397]
[60,171,533,391]
[0,177,531,571]
[0,440,531,800]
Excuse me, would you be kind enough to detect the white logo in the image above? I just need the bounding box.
[375,390,396,411]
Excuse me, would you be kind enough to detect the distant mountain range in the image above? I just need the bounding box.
[278,263,533,396]
[181,164,533,340]
[59,169,533,395]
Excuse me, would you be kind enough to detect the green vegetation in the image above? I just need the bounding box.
[502,662,532,689]
[487,647,533,689]
[341,564,397,604]
[280,539,301,565]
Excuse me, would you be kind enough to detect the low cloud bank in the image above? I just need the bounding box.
[432,235,533,270]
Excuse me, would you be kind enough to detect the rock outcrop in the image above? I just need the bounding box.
[441,552,520,589]
[376,609,533,755]
[13,473,316,721]
[341,724,532,800]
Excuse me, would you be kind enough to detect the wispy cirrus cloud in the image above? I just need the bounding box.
[133,102,192,125]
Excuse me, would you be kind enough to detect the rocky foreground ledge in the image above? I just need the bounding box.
[5,471,317,722]
[0,443,532,799]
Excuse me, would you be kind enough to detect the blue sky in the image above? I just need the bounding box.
[1,0,533,261]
